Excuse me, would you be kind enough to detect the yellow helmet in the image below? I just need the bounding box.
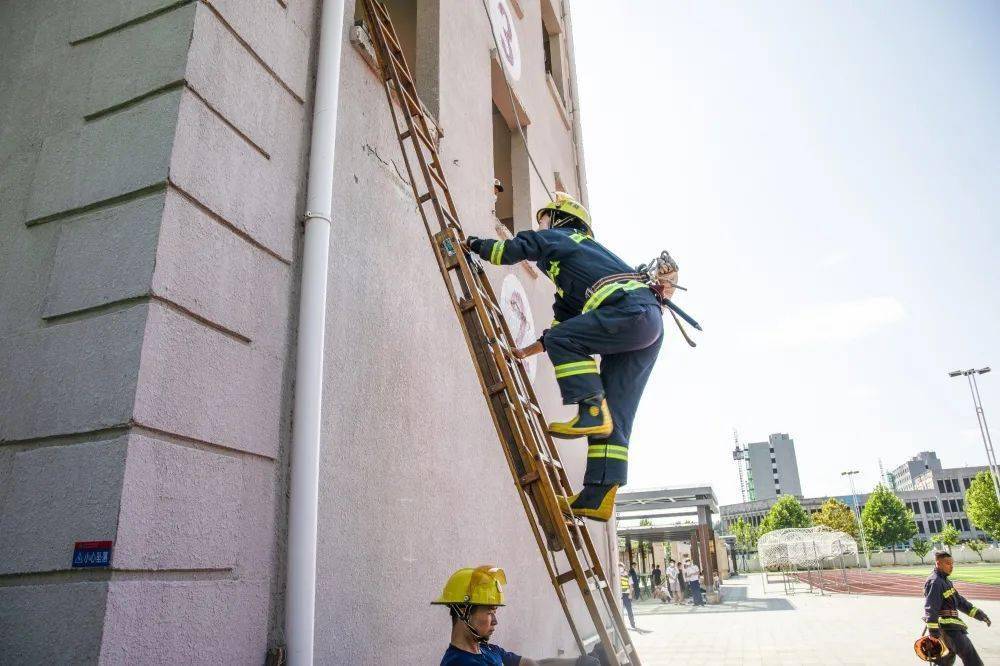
[536,192,591,234]
[431,566,507,607]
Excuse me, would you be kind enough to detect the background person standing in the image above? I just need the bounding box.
[684,558,705,607]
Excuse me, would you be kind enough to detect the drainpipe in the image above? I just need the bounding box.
[286,0,346,664]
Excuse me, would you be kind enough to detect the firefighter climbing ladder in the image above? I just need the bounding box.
[361,2,639,664]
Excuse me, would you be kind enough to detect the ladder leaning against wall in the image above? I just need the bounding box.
[359,2,639,663]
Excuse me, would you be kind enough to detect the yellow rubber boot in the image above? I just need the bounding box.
[548,398,613,440]
[558,484,619,522]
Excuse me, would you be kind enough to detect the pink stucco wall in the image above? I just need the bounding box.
[0,0,609,662]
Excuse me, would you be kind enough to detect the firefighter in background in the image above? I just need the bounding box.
[434,565,605,665]
[465,192,668,522]
[920,551,991,665]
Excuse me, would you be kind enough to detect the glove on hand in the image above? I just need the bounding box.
[465,236,483,253]
[928,627,941,639]
[979,610,991,626]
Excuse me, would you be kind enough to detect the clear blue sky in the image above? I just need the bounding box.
[569,0,1000,504]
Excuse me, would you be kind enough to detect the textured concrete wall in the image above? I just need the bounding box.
[2,0,602,662]
[1,0,315,662]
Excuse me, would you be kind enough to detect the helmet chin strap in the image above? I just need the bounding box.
[451,603,489,643]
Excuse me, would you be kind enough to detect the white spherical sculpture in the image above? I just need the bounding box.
[758,526,858,571]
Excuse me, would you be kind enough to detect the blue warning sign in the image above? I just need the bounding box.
[72,541,113,568]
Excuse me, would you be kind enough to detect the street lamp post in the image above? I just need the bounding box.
[948,368,1000,501]
[842,470,872,571]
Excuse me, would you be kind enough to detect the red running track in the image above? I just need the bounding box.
[794,570,1000,600]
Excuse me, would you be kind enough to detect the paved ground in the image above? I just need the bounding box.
[625,574,1000,665]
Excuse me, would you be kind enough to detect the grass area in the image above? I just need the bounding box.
[880,563,1000,585]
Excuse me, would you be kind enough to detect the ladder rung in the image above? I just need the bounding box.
[400,124,437,154]
[441,206,459,227]
[459,299,475,312]
[518,471,540,487]
[556,570,578,586]
[371,7,404,55]
[535,452,562,470]
[394,76,422,115]
[426,161,449,191]
[417,191,432,204]
[487,381,506,395]
[518,395,543,414]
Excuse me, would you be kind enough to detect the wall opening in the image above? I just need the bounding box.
[541,0,566,102]
[492,103,514,233]
[355,0,441,117]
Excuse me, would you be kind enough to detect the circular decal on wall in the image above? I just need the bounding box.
[489,0,522,82]
[500,274,536,381]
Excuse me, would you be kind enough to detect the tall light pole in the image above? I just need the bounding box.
[948,368,1000,501]
[842,470,872,571]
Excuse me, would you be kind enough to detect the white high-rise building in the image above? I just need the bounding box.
[745,433,802,500]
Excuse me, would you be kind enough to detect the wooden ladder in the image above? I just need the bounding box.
[359,2,639,663]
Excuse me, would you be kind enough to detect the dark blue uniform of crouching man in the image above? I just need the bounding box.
[466,192,666,522]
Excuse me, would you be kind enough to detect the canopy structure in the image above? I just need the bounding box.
[757,526,858,570]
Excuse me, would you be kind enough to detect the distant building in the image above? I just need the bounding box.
[721,451,992,543]
[890,451,943,491]
[743,433,802,501]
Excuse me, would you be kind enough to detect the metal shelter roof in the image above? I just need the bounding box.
[615,485,719,523]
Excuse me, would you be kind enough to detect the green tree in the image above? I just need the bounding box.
[812,498,859,540]
[731,517,759,552]
[966,471,1000,540]
[760,495,811,535]
[932,524,961,552]
[861,484,917,564]
[966,539,988,562]
[911,537,932,564]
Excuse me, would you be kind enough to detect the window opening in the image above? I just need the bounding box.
[492,103,515,233]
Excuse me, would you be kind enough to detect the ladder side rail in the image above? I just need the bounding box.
[468,321,625,661]
[366,4,459,230]
[476,275,638,662]
[362,3,636,661]
[474,277,573,483]
[368,53,440,244]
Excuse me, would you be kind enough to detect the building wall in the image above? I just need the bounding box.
[1,0,606,663]
[746,433,801,501]
[891,451,942,491]
[1,0,316,662]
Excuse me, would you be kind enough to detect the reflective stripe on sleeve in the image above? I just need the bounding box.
[943,588,955,599]
[490,240,506,265]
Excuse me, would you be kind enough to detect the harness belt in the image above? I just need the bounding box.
[583,273,651,313]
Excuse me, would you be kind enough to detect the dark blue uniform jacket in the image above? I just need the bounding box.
[924,568,984,634]
[473,228,658,325]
